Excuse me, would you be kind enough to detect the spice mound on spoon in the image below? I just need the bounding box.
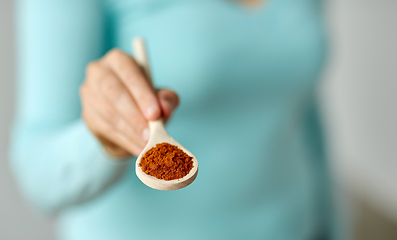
[132,38,198,191]
[139,143,193,181]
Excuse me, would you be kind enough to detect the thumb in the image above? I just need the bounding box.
[157,89,179,123]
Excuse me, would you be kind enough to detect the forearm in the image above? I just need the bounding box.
[10,0,122,213]
[9,119,131,213]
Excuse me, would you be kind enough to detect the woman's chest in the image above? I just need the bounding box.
[108,0,326,107]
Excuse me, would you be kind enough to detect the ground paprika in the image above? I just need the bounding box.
[139,142,193,181]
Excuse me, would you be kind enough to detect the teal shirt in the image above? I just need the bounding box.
[11,0,330,239]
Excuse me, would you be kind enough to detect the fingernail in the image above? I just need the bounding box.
[145,106,158,119]
[142,128,149,141]
[167,99,177,110]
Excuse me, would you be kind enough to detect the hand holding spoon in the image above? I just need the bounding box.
[132,38,198,191]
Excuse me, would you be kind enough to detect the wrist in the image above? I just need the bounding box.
[103,145,131,159]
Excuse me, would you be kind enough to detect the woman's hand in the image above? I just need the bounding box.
[80,49,179,158]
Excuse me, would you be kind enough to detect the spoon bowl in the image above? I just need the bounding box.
[135,119,198,191]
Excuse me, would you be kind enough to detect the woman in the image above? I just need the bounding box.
[11,0,333,239]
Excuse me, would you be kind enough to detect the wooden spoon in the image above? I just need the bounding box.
[132,38,199,191]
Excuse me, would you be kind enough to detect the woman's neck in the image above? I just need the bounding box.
[237,0,265,8]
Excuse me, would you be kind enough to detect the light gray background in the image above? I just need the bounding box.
[1,0,396,239]
[0,1,54,240]
[324,0,397,222]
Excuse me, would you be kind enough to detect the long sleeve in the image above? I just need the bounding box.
[10,0,130,214]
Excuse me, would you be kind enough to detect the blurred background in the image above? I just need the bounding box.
[0,0,396,239]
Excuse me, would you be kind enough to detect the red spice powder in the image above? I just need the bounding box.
[139,142,193,181]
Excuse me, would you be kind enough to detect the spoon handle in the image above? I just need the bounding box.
[132,37,167,136]
[148,119,168,139]
[132,37,154,89]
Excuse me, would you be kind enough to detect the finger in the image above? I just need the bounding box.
[157,89,179,123]
[83,103,143,156]
[84,87,147,150]
[84,105,144,156]
[102,49,161,120]
[92,66,149,142]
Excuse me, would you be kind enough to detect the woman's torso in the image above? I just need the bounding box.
[59,0,328,239]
